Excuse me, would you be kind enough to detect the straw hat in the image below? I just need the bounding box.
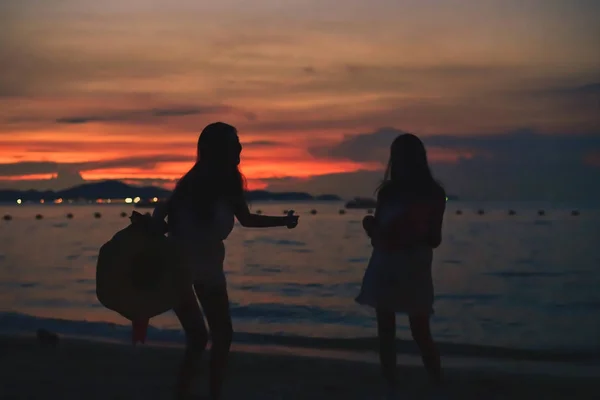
[96,212,192,321]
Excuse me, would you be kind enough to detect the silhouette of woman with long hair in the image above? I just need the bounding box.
[356,133,446,397]
[152,122,299,399]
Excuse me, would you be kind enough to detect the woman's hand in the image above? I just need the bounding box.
[234,197,298,228]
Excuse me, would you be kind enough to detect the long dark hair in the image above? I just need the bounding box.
[376,133,444,202]
[170,122,247,220]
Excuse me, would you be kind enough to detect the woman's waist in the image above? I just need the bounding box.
[370,246,433,266]
[168,234,224,251]
[168,226,226,240]
[372,245,433,256]
[169,222,233,240]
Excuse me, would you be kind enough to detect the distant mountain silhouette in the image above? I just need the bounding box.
[0,180,342,203]
[345,193,459,209]
[345,197,377,209]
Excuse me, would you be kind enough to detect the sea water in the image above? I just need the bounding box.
[1,202,599,363]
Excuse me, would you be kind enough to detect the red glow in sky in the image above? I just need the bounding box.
[1,1,598,197]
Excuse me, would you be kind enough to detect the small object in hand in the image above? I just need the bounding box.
[286,210,299,229]
[36,329,59,347]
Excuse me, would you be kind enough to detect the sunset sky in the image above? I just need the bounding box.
[1,0,599,200]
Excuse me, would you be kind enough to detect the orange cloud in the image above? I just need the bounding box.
[0,174,55,181]
[1,0,598,194]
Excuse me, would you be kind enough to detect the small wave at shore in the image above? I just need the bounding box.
[2,312,597,364]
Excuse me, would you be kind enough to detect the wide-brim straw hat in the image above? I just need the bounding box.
[96,213,192,321]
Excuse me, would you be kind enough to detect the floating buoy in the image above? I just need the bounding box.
[477,209,485,215]
[120,212,128,217]
[66,213,74,219]
[339,209,346,215]
[367,209,373,214]
[456,210,462,215]
[93,212,102,219]
[310,209,317,215]
[537,210,545,216]
[35,214,43,220]
[508,210,516,216]
[571,210,580,216]
[256,210,262,215]
[3,214,12,221]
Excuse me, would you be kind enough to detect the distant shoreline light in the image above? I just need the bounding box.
[13,197,164,205]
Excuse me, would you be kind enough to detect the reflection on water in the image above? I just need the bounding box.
[0,202,599,353]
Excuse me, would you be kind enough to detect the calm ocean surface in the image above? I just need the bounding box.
[1,202,599,361]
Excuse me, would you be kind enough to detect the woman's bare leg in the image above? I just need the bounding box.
[409,314,442,385]
[195,283,233,400]
[376,307,397,388]
[173,286,209,399]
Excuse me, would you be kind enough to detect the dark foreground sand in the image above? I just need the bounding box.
[1,335,598,400]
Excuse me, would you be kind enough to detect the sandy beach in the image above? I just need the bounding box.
[0,334,597,400]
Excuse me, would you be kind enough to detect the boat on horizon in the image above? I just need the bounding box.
[345,197,377,209]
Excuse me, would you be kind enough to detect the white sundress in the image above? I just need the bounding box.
[355,200,434,315]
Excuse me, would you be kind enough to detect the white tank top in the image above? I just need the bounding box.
[168,201,235,242]
[152,199,235,287]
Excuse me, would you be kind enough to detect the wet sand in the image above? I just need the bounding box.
[0,334,597,399]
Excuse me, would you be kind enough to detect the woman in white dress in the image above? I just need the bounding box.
[355,133,446,394]
[152,122,299,400]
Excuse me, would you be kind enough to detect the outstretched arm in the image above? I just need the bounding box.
[233,195,298,228]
